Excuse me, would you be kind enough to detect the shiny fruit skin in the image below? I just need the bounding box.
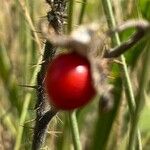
[45,52,95,110]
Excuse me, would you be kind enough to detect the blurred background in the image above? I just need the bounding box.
[0,0,150,149]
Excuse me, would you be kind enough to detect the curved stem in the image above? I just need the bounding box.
[101,0,136,116]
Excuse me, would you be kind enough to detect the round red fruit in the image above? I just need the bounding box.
[44,52,95,110]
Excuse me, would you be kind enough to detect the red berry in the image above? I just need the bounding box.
[44,52,95,110]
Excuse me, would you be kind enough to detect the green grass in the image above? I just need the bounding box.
[0,0,150,149]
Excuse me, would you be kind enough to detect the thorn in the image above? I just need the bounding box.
[47,130,62,137]
[112,59,123,65]
[55,115,63,124]
[18,84,38,89]
[28,108,36,112]
[19,124,34,130]
[108,72,120,80]
[25,119,36,124]
[107,75,115,80]
[42,40,46,44]
[38,60,46,65]
[29,61,45,68]
[34,104,42,112]
[32,30,42,34]
[39,36,46,40]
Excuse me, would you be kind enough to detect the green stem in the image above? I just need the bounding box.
[128,42,150,150]
[69,111,82,150]
[101,0,136,112]
[67,1,82,149]
[101,0,141,149]
[78,0,87,25]
[67,0,74,33]
[14,56,42,150]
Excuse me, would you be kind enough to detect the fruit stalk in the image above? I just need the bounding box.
[69,111,82,150]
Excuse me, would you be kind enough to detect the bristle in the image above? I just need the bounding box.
[29,61,45,68]
[25,119,36,124]
[55,115,63,124]
[47,130,62,137]
[18,84,38,89]
[108,72,120,81]
[32,30,42,34]
[113,59,123,65]
[107,75,115,80]
[20,124,34,130]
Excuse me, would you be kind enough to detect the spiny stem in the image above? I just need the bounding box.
[69,111,82,150]
[32,0,67,149]
[101,0,141,149]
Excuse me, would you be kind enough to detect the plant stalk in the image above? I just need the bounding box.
[101,0,141,149]
[128,41,150,150]
[69,111,82,150]
[67,0,74,33]
[14,56,42,150]
[67,1,82,149]
[78,0,87,25]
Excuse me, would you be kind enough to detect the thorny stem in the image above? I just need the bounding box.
[32,41,57,150]
[32,1,67,150]
[101,0,142,149]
